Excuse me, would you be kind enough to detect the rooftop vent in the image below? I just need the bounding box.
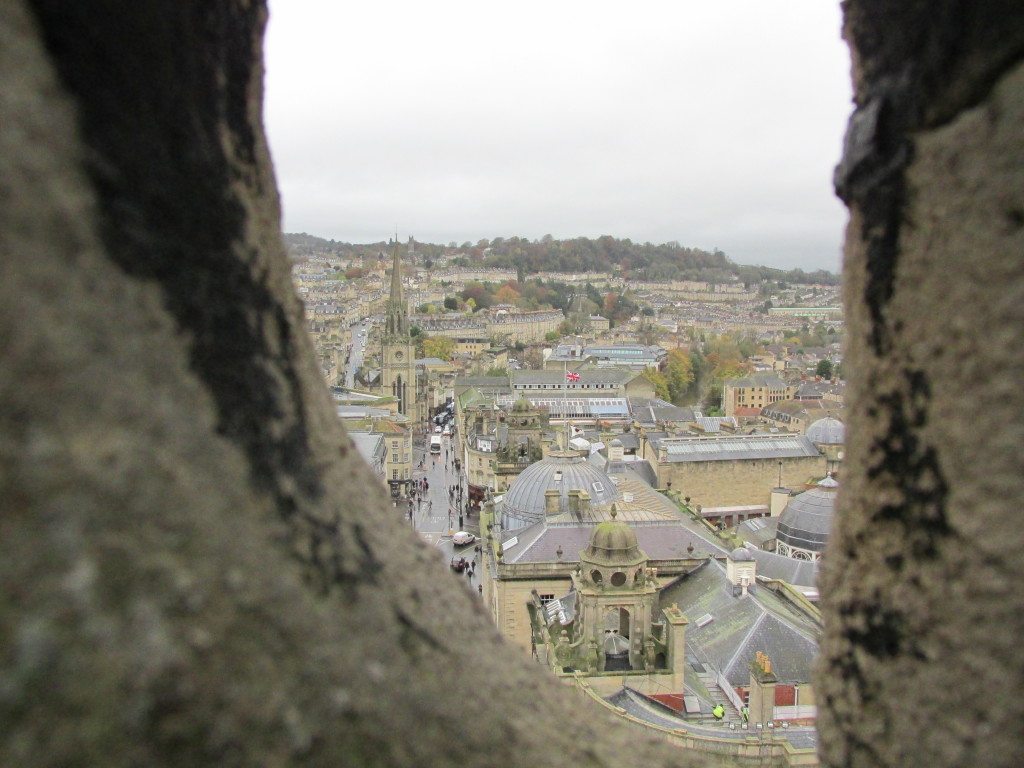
[695,614,714,628]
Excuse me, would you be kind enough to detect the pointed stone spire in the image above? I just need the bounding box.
[389,241,403,306]
[385,242,407,337]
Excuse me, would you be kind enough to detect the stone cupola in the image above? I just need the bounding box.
[579,506,646,582]
[573,507,659,673]
[726,546,757,596]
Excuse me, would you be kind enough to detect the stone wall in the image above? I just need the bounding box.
[816,2,1024,766]
[2,1,1022,767]
[654,457,827,507]
[494,577,573,652]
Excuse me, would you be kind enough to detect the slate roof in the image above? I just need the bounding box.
[653,434,821,463]
[736,516,779,548]
[512,368,638,386]
[348,432,384,465]
[727,374,789,389]
[749,549,819,588]
[623,459,660,489]
[605,688,819,749]
[795,381,830,399]
[694,415,738,433]
[456,387,486,410]
[612,432,640,450]
[500,469,725,563]
[658,560,820,687]
[337,405,394,419]
[628,397,696,426]
[502,522,713,564]
[455,376,511,389]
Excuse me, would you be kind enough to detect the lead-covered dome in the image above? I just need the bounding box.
[776,476,838,555]
[501,453,618,529]
[806,417,845,445]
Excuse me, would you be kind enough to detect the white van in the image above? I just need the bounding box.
[430,435,442,454]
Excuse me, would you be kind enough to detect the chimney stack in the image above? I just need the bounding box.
[544,489,561,515]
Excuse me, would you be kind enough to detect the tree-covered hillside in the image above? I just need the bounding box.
[282,233,839,285]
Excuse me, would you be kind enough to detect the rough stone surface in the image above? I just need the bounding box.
[0,2,715,766]
[818,2,1024,766]
[3,1,1023,767]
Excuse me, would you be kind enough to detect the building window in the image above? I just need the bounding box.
[392,454,398,463]
[392,470,398,480]
[539,594,555,605]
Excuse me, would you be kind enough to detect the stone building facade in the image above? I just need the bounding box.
[642,434,826,508]
[380,247,419,421]
[723,374,797,418]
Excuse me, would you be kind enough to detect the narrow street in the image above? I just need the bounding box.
[344,319,372,388]
[407,433,481,594]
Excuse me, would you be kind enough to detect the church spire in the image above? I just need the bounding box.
[389,241,403,306]
[385,241,408,337]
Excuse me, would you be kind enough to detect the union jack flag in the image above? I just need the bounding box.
[565,371,581,382]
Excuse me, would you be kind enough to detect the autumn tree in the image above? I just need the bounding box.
[494,284,521,305]
[460,282,491,311]
[642,368,670,400]
[421,335,456,361]
[602,292,618,317]
[663,349,695,404]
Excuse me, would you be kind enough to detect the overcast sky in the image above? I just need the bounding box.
[264,1,852,272]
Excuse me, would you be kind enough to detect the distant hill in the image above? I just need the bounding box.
[283,232,337,250]
[282,233,839,285]
[479,235,839,286]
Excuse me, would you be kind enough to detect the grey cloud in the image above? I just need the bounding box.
[265,1,852,271]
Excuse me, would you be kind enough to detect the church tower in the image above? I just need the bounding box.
[381,243,416,418]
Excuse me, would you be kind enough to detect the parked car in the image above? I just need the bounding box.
[434,425,442,434]
[452,531,476,546]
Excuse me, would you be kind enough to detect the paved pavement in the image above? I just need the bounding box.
[407,434,482,594]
